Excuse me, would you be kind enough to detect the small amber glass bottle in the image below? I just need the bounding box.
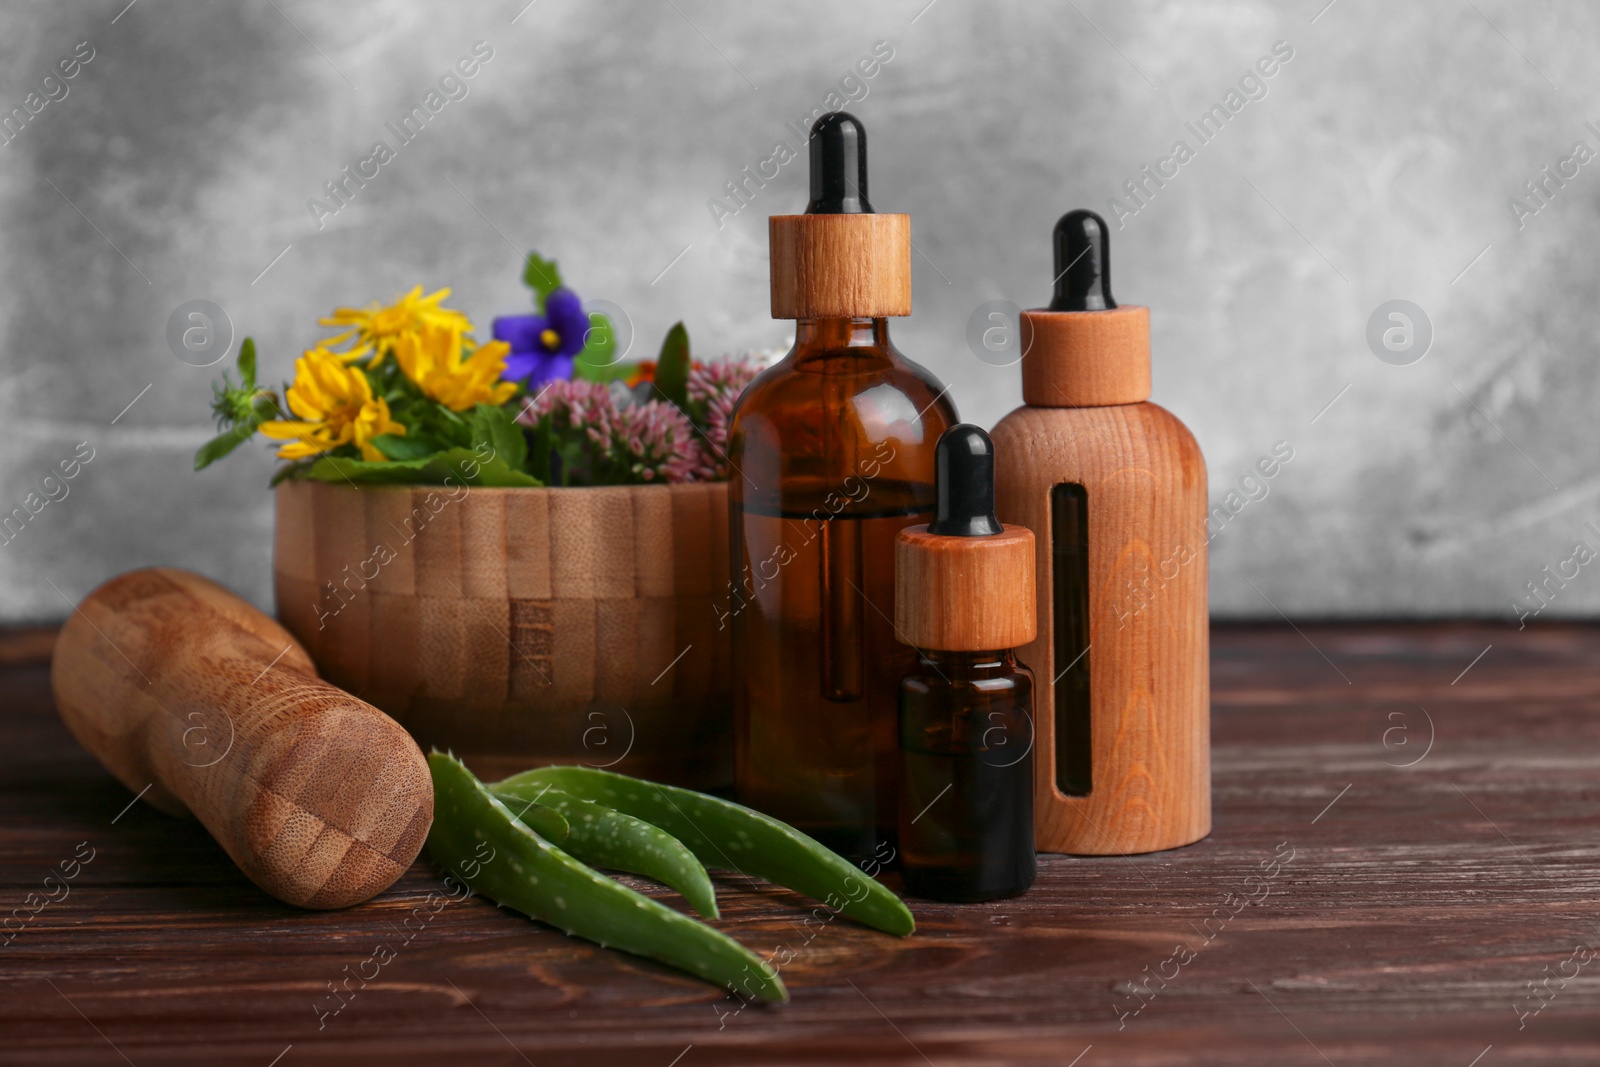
[895,425,1037,901]
[728,112,956,863]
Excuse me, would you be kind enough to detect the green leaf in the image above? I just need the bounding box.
[572,310,620,382]
[303,446,541,487]
[237,337,257,389]
[469,454,542,487]
[522,252,563,309]
[269,461,309,487]
[193,423,256,471]
[369,433,438,461]
[573,356,637,383]
[302,455,427,485]
[468,404,529,473]
[651,321,690,408]
[249,394,281,423]
[527,413,554,485]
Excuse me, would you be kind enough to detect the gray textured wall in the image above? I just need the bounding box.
[1,0,1595,622]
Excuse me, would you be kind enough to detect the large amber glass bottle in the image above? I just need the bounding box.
[728,113,956,862]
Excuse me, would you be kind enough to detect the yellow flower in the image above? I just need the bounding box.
[394,324,519,412]
[258,347,405,462]
[319,285,472,367]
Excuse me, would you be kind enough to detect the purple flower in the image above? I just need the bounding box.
[493,287,591,388]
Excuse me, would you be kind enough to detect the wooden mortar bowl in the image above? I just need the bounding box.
[273,481,732,788]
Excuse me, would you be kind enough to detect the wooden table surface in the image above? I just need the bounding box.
[2,621,1597,1066]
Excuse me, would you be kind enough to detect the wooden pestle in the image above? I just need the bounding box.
[51,567,433,909]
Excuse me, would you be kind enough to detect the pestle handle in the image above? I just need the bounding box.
[50,567,433,909]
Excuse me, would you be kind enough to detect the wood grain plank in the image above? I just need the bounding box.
[3,622,1598,1064]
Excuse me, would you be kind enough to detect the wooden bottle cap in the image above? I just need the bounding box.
[1019,304,1151,407]
[769,213,912,319]
[895,524,1037,651]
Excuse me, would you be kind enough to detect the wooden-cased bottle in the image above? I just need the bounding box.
[990,210,1210,855]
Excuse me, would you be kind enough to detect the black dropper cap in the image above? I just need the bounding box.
[928,424,1003,538]
[805,112,872,214]
[1048,209,1117,311]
